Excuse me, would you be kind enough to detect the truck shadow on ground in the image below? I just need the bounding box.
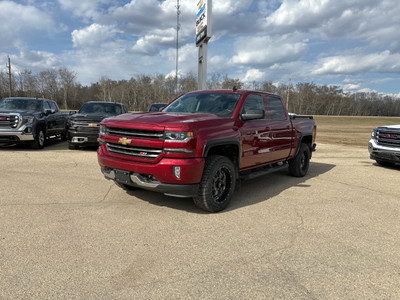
[372,162,400,170]
[122,161,336,214]
[0,139,99,152]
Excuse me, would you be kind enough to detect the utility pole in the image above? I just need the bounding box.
[176,0,180,93]
[286,79,291,111]
[7,56,13,97]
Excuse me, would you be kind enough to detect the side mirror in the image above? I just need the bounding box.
[44,109,55,115]
[69,110,77,115]
[241,109,265,121]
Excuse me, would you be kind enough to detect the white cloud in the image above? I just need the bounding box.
[243,69,266,82]
[231,35,308,67]
[0,1,55,46]
[7,47,62,74]
[58,0,111,21]
[213,0,252,14]
[72,24,119,48]
[313,51,400,75]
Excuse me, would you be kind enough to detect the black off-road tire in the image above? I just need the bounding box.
[68,142,79,150]
[61,129,68,141]
[193,155,236,213]
[289,143,311,177]
[31,128,45,149]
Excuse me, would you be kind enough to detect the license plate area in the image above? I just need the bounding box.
[115,169,131,184]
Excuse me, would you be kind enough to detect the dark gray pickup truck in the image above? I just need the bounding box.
[0,97,68,149]
[67,101,127,149]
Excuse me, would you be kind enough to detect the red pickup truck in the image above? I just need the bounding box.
[97,89,317,212]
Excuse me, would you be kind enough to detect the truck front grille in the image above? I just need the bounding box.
[376,129,400,147]
[107,127,163,139]
[0,114,20,129]
[106,142,162,159]
[71,121,100,132]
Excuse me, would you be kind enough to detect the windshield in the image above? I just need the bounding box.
[0,98,42,112]
[79,102,122,115]
[163,92,241,117]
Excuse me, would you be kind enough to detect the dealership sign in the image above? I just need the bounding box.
[196,0,212,46]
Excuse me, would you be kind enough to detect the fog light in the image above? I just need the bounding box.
[24,127,32,133]
[173,166,181,179]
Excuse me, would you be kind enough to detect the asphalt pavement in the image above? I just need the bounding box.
[0,141,399,299]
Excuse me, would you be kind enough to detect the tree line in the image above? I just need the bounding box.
[1,67,399,116]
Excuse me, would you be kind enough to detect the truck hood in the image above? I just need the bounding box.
[0,109,39,116]
[380,125,400,130]
[0,110,39,117]
[103,112,223,126]
[71,113,112,122]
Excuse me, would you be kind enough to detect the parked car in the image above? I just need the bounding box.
[148,103,167,112]
[0,97,68,149]
[98,89,317,212]
[67,101,127,149]
[369,125,400,166]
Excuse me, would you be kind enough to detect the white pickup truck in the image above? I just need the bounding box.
[369,125,400,166]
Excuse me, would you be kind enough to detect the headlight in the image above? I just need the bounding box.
[100,125,107,134]
[371,129,376,139]
[164,131,194,142]
[23,116,35,124]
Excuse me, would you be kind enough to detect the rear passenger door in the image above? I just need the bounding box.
[44,101,56,135]
[49,101,65,133]
[263,96,293,161]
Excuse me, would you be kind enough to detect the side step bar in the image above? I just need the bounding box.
[239,162,288,181]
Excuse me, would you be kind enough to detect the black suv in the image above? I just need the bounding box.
[67,101,127,149]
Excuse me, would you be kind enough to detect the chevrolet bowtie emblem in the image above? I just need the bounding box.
[118,137,132,145]
[88,123,97,127]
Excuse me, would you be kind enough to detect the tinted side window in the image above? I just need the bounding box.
[242,94,265,117]
[43,101,51,110]
[49,101,58,112]
[267,96,286,120]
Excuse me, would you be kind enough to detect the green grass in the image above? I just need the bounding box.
[314,116,400,147]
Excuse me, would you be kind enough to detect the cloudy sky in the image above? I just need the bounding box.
[1,0,400,97]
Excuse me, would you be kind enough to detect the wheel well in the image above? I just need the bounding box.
[206,144,239,168]
[301,135,313,146]
[35,123,46,136]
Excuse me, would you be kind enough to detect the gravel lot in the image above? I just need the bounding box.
[0,140,399,299]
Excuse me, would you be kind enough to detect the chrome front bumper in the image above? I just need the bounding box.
[101,167,199,198]
[368,139,400,162]
[0,127,35,143]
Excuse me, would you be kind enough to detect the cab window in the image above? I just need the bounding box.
[242,94,265,117]
[266,96,286,120]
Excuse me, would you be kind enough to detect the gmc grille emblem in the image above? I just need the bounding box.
[382,134,397,139]
[118,137,132,145]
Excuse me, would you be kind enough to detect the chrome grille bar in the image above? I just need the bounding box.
[0,114,20,128]
[106,142,162,159]
[107,127,163,139]
[377,129,400,147]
